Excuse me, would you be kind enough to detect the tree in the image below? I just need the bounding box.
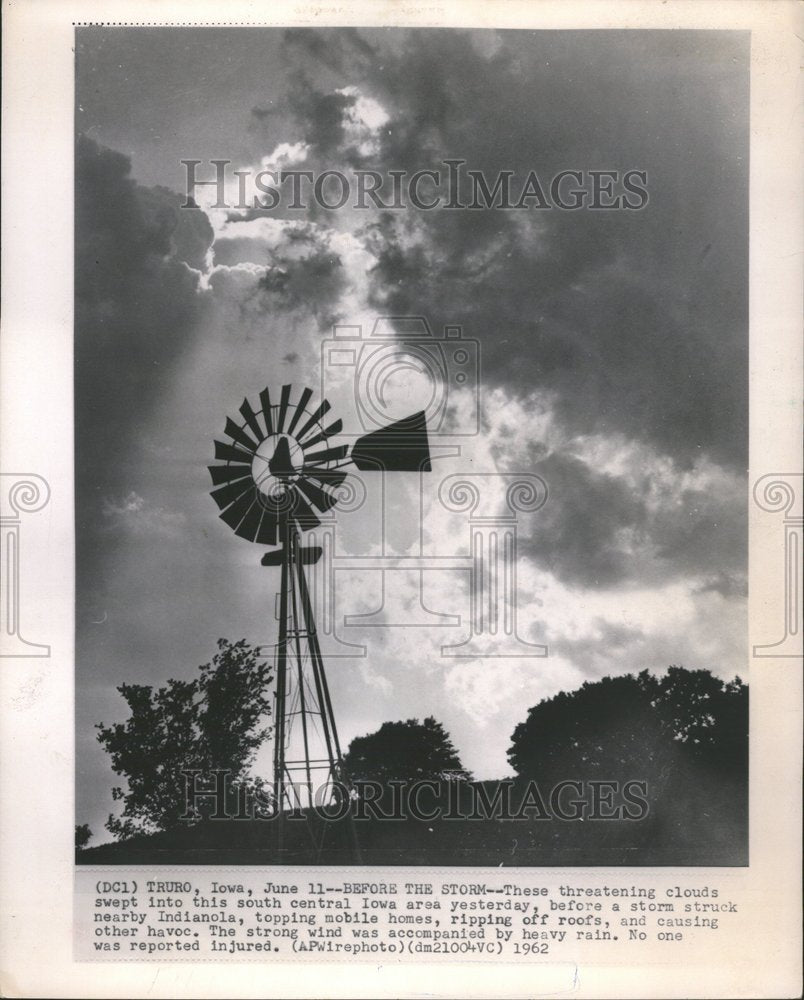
[75,824,93,850]
[344,716,471,785]
[508,667,747,786]
[96,638,272,840]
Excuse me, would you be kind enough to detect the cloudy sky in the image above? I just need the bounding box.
[75,27,748,839]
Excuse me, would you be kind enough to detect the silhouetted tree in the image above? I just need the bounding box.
[344,717,471,785]
[75,823,93,849]
[96,639,271,840]
[506,668,747,862]
[508,667,747,788]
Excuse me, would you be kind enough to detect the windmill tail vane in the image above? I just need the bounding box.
[208,384,431,858]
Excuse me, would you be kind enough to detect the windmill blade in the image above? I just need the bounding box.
[224,416,259,454]
[256,510,278,546]
[295,400,332,443]
[351,411,431,472]
[209,464,251,486]
[259,387,274,437]
[304,443,349,466]
[260,490,307,524]
[304,469,347,488]
[239,396,264,442]
[211,386,364,545]
[300,418,343,451]
[219,487,258,531]
[289,488,321,530]
[276,383,292,433]
[214,439,254,465]
[296,477,339,514]
[211,477,253,510]
[285,387,313,436]
[234,497,265,541]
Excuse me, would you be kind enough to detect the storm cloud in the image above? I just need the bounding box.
[75,136,213,495]
[74,28,749,838]
[269,29,748,469]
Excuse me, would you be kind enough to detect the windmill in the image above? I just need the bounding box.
[209,384,431,857]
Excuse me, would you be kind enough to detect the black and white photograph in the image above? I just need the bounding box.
[1,2,801,997]
[74,25,749,868]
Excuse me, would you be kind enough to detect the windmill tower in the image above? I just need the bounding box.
[209,385,431,856]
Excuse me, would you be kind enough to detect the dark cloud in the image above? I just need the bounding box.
[514,445,746,590]
[651,483,747,579]
[522,452,645,588]
[251,105,278,123]
[695,573,748,599]
[254,72,357,156]
[282,27,377,77]
[255,248,345,330]
[76,137,213,480]
[211,221,347,330]
[280,29,749,470]
[232,28,750,590]
[167,193,214,270]
[75,135,213,613]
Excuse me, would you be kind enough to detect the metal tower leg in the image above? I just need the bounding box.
[272,516,290,858]
[270,518,361,863]
[294,540,363,864]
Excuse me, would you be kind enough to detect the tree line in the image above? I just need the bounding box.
[88,638,747,843]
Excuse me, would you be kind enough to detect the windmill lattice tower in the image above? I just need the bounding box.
[209,384,431,854]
